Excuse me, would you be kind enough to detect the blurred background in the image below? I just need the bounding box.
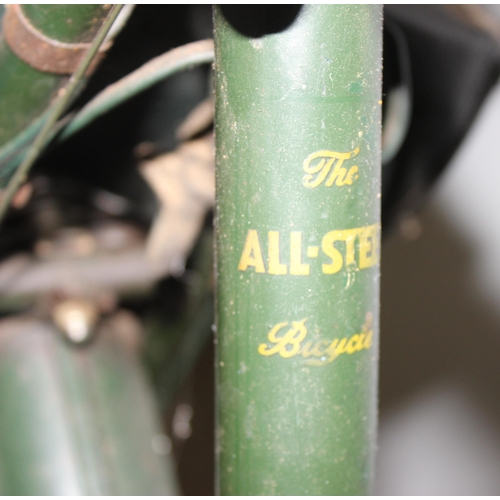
[376,71,500,495]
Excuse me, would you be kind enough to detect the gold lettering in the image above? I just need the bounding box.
[258,319,308,358]
[238,230,266,273]
[359,224,375,269]
[335,337,348,356]
[290,232,310,276]
[303,148,360,188]
[325,339,340,362]
[321,231,344,274]
[239,224,380,276]
[268,231,287,275]
[259,317,374,365]
[324,155,349,187]
[311,339,330,357]
[299,341,315,358]
[280,319,308,357]
[345,165,359,185]
[303,156,336,188]
[340,228,360,266]
[258,321,288,356]
[346,334,360,354]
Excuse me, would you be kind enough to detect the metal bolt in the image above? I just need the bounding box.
[52,299,99,343]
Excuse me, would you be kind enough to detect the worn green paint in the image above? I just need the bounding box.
[215,5,382,495]
[0,5,110,151]
[0,42,60,148]
[22,5,111,43]
[0,317,178,495]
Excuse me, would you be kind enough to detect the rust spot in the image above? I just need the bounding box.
[2,4,110,75]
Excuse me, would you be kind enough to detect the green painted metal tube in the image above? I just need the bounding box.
[214,5,382,495]
[21,5,111,43]
[0,315,178,495]
[0,4,111,148]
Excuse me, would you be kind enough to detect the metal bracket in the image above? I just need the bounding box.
[2,4,107,75]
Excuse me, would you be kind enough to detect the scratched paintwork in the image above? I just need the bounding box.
[0,5,110,151]
[215,4,382,495]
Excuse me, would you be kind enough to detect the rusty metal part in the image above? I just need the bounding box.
[2,5,109,75]
[140,135,215,275]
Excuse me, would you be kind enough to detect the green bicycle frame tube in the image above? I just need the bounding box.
[0,5,111,149]
[214,5,382,495]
